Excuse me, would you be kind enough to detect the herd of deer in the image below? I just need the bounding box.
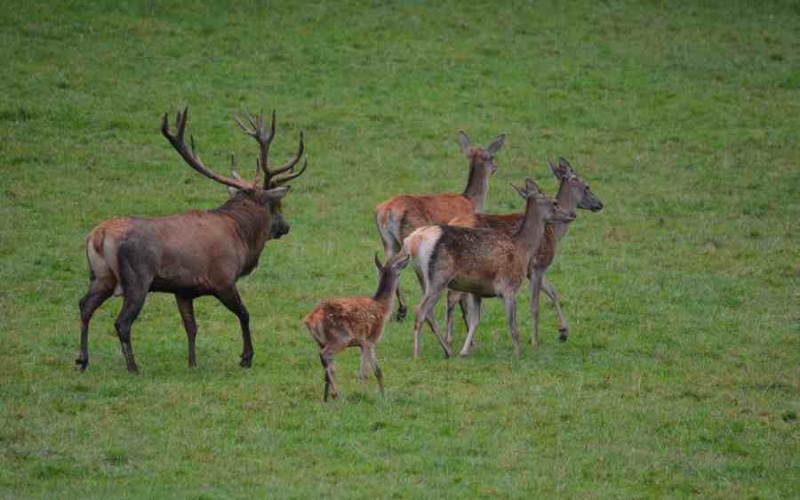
[76,108,603,402]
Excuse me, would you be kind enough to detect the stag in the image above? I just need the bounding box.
[446,157,603,354]
[403,180,575,358]
[76,107,307,373]
[375,131,504,322]
[304,253,410,401]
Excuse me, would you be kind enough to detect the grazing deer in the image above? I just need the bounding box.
[374,131,504,321]
[445,157,603,354]
[403,179,575,358]
[303,253,410,401]
[76,108,307,373]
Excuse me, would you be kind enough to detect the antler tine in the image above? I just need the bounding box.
[161,107,254,192]
[269,157,308,186]
[268,131,305,179]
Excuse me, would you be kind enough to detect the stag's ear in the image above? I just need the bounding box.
[458,131,471,156]
[260,185,290,204]
[486,134,505,154]
[228,186,240,198]
[511,182,527,199]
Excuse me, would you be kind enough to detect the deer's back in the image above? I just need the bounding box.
[376,193,474,241]
[304,297,389,345]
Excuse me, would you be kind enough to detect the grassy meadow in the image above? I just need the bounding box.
[1,0,798,497]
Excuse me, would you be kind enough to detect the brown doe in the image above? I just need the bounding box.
[76,108,307,373]
[446,157,603,354]
[374,131,504,322]
[303,253,410,401]
[403,179,575,358]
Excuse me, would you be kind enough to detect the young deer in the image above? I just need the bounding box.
[403,179,575,358]
[304,253,410,401]
[77,108,306,373]
[374,131,504,321]
[445,157,603,354]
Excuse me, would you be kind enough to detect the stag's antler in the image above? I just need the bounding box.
[234,110,306,189]
[161,107,255,192]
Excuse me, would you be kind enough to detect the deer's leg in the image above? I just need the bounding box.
[114,288,147,374]
[503,294,521,357]
[215,286,253,368]
[529,269,544,348]
[445,290,464,347]
[380,236,407,322]
[459,295,482,357]
[542,277,569,342]
[358,345,370,382]
[76,279,114,371]
[367,345,384,396]
[413,288,452,359]
[320,343,345,402]
[175,295,198,368]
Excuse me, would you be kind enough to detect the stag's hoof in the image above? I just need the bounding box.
[395,307,408,322]
[240,356,253,368]
[126,365,140,374]
[558,328,569,342]
[75,358,88,372]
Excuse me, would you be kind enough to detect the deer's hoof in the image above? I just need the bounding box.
[559,328,569,342]
[240,356,253,369]
[75,358,88,372]
[395,307,407,322]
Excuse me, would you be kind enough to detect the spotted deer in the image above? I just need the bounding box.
[303,253,410,401]
[374,131,504,322]
[445,158,603,354]
[403,179,575,358]
[77,108,306,373]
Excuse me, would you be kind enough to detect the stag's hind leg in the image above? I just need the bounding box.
[76,278,114,371]
[215,286,253,368]
[114,288,147,374]
[176,295,198,368]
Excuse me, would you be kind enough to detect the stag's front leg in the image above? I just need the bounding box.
[175,295,198,368]
[541,277,569,342]
[215,286,253,368]
[503,294,521,357]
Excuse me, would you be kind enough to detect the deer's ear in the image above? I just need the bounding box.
[458,131,471,156]
[486,134,505,154]
[261,185,290,204]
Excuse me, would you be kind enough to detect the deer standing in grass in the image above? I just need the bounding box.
[76,108,307,373]
[375,131,504,323]
[446,157,603,354]
[303,253,410,401]
[403,179,575,358]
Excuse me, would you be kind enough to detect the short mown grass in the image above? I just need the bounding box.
[1,0,798,498]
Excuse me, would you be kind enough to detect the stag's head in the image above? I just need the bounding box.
[162,108,307,240]
[548,157,603,212]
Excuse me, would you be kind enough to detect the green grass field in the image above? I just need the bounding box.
[1,0,798,498]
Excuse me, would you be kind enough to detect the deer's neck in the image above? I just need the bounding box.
[462,160,489,213]
[214,201,271,261]
[513,200,547,258]
[373,271,398,309]
[553,180,576,241]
